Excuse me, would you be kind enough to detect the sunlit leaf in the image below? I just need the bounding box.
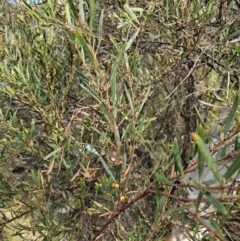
[125,28,140,52]
[191,133,221,183]
[88,0,95,37]
[124,4,140,24]
[44,147,62,160]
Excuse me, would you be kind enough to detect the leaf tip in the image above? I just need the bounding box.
[191,132,197,141]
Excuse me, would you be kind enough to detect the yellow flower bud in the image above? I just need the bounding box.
[120,195,127,202]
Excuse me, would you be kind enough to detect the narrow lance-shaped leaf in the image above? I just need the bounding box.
[97,155,116,182]
[209,217,222,233]
[65,2,72,25]
[225,29,240,42]
[196,191,204,213]
[74,31,95,65]
[67,0,78,19]
[111,73,117,110]
[125,28,140,52]
[224,94,238,136]
[194,105,204,125]
[124,81,133,111]
[109,35,121,52]
[196,125,206,179]
[172,138,184,178]
[224,153,240,180]
[137,86,151,116]
[97,9,104,51]
[137,111,147,133]
[205,192,228,216]
[154,180,161,211]
[198,217,225,240]
[44,147,62,160]
[124,4,140,24]
[80,83,101,103]
[110,43,126,106]
[82,144,116,182]
[154,172,173,185]
[109,43,125,145]
[190,179,205,212]
[191,133,222,183]
[140,117,157,132]
[173,0,180,19]
[79,0,85,24]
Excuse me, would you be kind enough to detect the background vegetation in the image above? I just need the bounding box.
[0,0,240,240]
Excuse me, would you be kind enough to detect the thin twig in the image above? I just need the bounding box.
[90,189,152,241]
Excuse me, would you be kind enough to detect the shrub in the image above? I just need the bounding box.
[0,0,239,240]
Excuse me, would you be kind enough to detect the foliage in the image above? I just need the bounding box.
[0,0,240,240]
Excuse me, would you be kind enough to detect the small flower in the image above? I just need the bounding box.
[112,183,119,189]
[120,195,127,202]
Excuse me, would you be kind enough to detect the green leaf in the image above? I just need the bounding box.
[194,105,205,125]
[154,172,173,185]
[125,28,140,52]
[209,217,222,233]
[198,217,214,230]
[6,86,15,96]
[154,180,161,210]
[124,81,133,111]
[88,0,95,37]
[137,86,151,115]
[110,44,126,94]
[224,153,240,180]
[224,94,238,136]
[226,29,240,42]
[191,133,221,183]
[196,125,206,179]
[80,83,101,103]
[109,35,121,52]
[196,125,206,141]
[191,179,204,192]
[31,169,40,185]
[140,117,157,132]
[172,138,184,177]
[153,194,167,224]
[196,191,204,212]
[124,4,140,24]
[198,100,223,108]
[65,2,72,25]
[79,0,85,24]
[67,0,78,19]
[74,31,95,64]
[98,155,116,182]
[44,147,62,160]
[97,9,104,51]
[205,192,228,216]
